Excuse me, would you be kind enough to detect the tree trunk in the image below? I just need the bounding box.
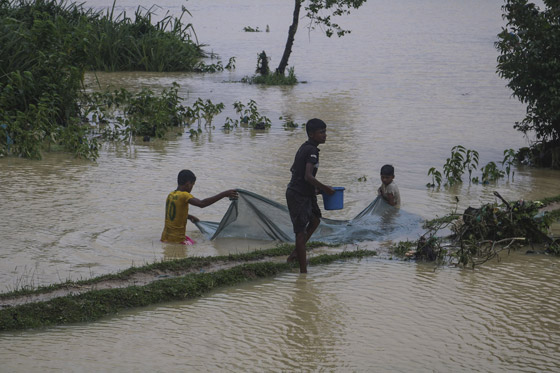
[276,0,302,75]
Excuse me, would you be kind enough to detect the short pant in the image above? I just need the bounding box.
[286,188,322,234]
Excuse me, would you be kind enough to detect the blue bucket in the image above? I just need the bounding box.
[322,187,345,210]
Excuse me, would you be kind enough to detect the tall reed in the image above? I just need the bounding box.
[0,0,208,159]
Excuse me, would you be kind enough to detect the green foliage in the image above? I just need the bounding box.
[304,0,368,38]
[190,56,235,73]
[501,148,516,180]
[223,100,271,130]
[426,167,442,188]
[0,0,214,160]
[422,214,460,230]
[480,161,505,184]
[0,0,97,159]
[451,198,557,267]
[461,200,549,242]
[225,57,236,70]
[279,116,301,130]
[255,51,270,76]
[389,240,416,258]
[540,194,560,206]
[442,145,479,185]
[82,85,230,141]
[276,0,367,75]
[189,98,225,127]
[188,128,202,138]
[82,83,194,140]
[243,25,261,32]
[427,146,519,187]
[243,67,298,86]
[357,175,367,182]
[87,4,203,72]
[427,146,479,187]
[400,195,559,267]
[496,0,560,153]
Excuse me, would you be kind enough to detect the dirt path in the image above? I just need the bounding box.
[0,256,282,309]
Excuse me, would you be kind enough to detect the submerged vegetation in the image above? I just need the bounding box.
[223,100,271,130]
[427,145,518,188]
[392,193,560,268]
[245,67,299,86]
[84,86,272,141]
[422,144,560,265]
[241,51,299,86]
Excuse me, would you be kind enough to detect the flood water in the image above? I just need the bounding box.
[1,0,559,371]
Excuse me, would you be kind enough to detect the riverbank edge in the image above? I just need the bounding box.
[0,244,378,331]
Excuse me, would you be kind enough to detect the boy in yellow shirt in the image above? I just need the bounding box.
[161,169,238,244]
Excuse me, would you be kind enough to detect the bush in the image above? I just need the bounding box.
[496,0,560,167]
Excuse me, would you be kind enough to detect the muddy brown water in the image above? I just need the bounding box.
[0,0,559,370]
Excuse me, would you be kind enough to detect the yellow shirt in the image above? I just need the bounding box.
[161,190,194,243]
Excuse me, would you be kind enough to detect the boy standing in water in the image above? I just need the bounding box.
[286,118,335,273]
[378,164,400,207]
[161,169,238,244]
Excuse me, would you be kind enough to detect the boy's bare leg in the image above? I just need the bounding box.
[295,231,308,273]
[306,215,320,239]
[287,249,298,262]
[289,215,320,272]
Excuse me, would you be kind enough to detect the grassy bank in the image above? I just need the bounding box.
[0,244,377,331]
[0,242,323,299]
[0,0,216,159]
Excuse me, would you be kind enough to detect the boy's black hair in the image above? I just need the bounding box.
[305,118,327,136]
[380,164,394,176]
[178,169,196,185]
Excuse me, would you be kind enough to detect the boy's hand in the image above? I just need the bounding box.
[323,186,335,196]
[188,215,200,223]
[378,186,383,196]
[226,189,239,200]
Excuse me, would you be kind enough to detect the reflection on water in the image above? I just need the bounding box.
[0,0,559,370]
[1,254,559,371]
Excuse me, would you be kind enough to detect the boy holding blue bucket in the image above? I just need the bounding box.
[286,118,335,273]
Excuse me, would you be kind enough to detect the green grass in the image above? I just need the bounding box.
[0,0,213,160]
[242,67,298,86]
[540,194,560,206]
[0,242,313,299]
[0,244,377,331]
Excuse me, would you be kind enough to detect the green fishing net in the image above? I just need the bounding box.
[195,189,424,244]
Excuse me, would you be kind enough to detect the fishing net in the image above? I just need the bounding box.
[195,189,424,244]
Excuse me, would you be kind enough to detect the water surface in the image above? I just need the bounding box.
[0,0,559,370]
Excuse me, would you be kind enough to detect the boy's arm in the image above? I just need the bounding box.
[189,189,238,208]
[304,162,335,195]
[384,193,396,206]
[379,187,396,206]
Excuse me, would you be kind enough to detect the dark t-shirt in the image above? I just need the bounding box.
[287,141,319,196]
